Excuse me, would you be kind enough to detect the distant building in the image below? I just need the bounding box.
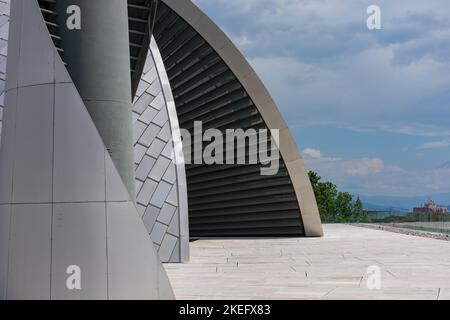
[413,199,449,214]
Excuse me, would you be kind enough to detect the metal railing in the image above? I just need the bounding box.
[367,211,450,235]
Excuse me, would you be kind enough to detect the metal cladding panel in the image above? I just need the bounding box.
[0,87,15,204]
[0,204,11,299]
[106,151,132,202]
[13,84,54,204]
[7,204,52,300]
[51,203,108,300]
[107,201,168,300]
[157,262,175,300]
[0,0,174,299]
[53,83,107,203]
[17,0,54,88]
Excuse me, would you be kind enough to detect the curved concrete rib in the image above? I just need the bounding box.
[160,0,323,237]
[0,0,174,300]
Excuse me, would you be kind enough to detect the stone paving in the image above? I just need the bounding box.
[164,224,450,300]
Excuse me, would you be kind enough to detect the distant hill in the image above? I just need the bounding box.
[360,193,450,212]
[362,202,409,212]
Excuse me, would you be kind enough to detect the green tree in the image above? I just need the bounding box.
[353,196,368,222]
[335,191,353,222]
[308,171,366,223]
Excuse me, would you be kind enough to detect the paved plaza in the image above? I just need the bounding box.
[165,224,450,300]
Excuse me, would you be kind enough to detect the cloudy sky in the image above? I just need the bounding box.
[193,0,450,198]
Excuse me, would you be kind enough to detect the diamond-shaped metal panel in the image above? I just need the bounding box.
[133,48,188,263]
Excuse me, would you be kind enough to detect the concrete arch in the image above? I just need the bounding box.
[152,0,323,237]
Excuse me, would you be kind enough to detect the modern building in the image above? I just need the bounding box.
[0,0,322,299]
[413,199,449,214]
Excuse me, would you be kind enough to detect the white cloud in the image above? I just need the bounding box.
[305,154,450,196]
[304,149,403,177]
[367,124,450,137]
[303,148,341,161]
[250,50,450,137]
[230,35,253,47]
[417,140,450,149]
[195,0,450,137]
[303,148,322,159]
[344,158,402,176]
[345,158,385,176]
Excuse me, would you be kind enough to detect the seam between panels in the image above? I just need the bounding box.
[5,0,24,296]
[167,232,178,262]
[5,200,131,205]
[157,260,160,298]
[5,81,72,93]
[171,135,182,261]
[104,149,110,300]
[0,2,8,293]
[165,208,179,262]
[49,47,58,297]
[49,77,55,300]
[4,87,18,299]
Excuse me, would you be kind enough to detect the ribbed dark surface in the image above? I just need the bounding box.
[127,0,155,97]
[37,0,63,60]
[152,3,305,238]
